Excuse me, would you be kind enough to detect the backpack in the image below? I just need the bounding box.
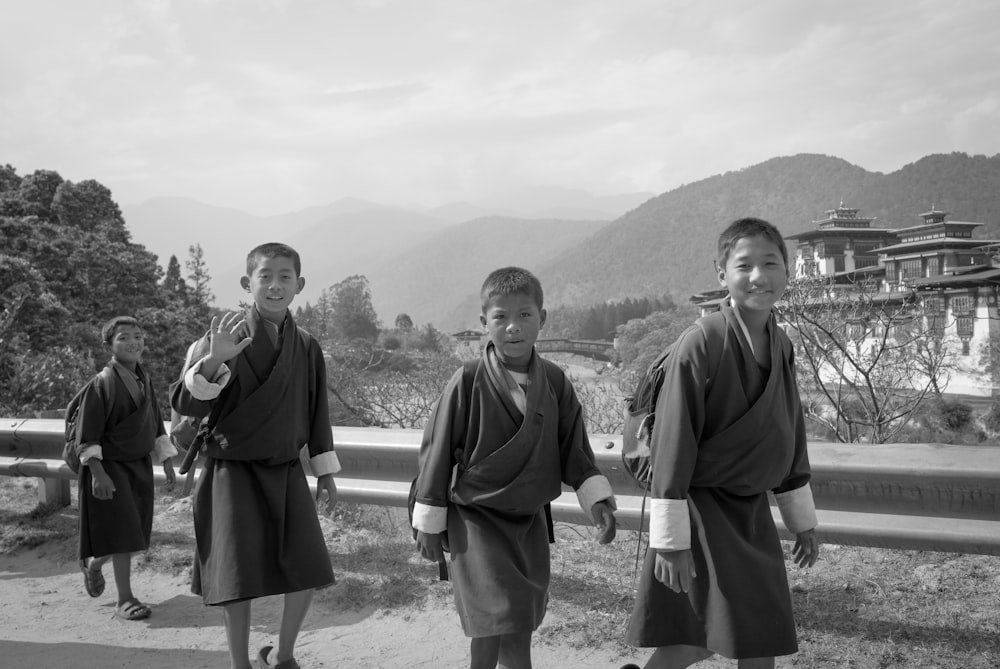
[63,367,117,474]
[621,319,724,490]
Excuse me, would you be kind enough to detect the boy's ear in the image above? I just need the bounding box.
[240,275,251,292]
[539,308,547,329]
[296,276,305,294]
[716,264,727,287]
[479,313,487,329]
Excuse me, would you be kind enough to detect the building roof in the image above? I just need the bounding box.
[894,220,981,235]
[786,227,897,242]
[910,267,1000,289]
[874,238,996,254]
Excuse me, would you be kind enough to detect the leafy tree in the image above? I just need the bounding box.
[52,179,125,234]
[162,255,189,304]
[395,313,414,332]
[327,274,381,342]
[615,306,699,373]
[185,243,214,315]
[17,169,63,220]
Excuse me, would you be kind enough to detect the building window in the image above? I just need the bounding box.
[923,296,944,313]
[847,322,866,340]
[950,295,974,315]
[900,259,923,280]
[956,316,974,338]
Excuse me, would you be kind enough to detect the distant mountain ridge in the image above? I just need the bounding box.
[123,189,651,311]
[536,152,1000,310]
[122,153,1000,330]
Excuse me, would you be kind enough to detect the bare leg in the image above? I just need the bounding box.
[737,658,774,669]
[470,636,501,669]
[498,631,532,669]
[273,589,314,664]
[645,645,714,669]
[223,600,253,669]
[110,552,134,604]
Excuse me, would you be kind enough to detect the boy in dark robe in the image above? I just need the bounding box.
[412,266,618,669]
[622,218,820,669]
[171,242,339,669]
[77,315,177,621]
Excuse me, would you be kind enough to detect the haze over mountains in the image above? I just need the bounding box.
[124,152,1000,332]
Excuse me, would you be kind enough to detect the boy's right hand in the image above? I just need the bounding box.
[207,312,252,363]
[416,530,444,562]
[654,549,697,593]
[90,467,116,500]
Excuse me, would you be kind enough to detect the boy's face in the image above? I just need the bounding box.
[480,292,546,372]
[718,234,788,316]
[240,255,304,321]
[108,324,145,366]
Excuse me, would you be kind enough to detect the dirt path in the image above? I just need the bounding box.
[0,546,657,669]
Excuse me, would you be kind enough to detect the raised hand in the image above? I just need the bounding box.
[207,312,252,362]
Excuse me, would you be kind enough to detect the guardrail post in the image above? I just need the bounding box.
[38,476,71,507]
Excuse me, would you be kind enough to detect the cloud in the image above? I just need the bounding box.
[2,0,999,215]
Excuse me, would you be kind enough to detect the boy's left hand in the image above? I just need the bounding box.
[591,500,616,544]
[316,474,338,517]
[793,528,819,568]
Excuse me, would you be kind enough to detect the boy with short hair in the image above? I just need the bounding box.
[171,242,339,669]
[412,266,617,669]
[622,218,820,669]
[76,315,177,621]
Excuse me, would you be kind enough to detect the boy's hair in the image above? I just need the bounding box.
[102,315,141,345]
[246,242,302,277]
[717,217,789,271]
[480,267,544,312]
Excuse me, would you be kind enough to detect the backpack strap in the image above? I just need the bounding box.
[97,366,117,424]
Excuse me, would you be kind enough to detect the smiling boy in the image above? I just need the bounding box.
[76,316,176,621]
[623,218,819,669]
[171,242,339,669]
[412,266,617,669]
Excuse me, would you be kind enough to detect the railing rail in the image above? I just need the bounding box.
[2,419,999,555]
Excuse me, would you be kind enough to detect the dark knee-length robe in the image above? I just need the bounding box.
[171,308,336,606]
[626,303,813,659]
[414,344,608,637]
[77,363,165,559]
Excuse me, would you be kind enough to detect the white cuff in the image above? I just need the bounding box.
[774,483,818,535]
[80,444,102,465]
[649,498,691,551]
[576,474,616,514]
[412,501,448,534]
[309,450,342,476]
[152,434,178,464]
[184,357,232,401]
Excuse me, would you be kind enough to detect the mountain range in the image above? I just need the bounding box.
[123,152,1000,332]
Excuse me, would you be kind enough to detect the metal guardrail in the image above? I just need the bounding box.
[2,419,1000,555]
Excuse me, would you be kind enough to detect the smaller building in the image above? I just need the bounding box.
[786,203,898,278]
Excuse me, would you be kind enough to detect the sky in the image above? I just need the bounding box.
[2,0,999,216]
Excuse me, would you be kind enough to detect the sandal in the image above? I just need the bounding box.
[114,599,151,621]
[257,645,300,669]
[79,559,105,598]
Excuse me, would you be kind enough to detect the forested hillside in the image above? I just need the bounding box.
[0,166,209,415]
[539,152,1000,306]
